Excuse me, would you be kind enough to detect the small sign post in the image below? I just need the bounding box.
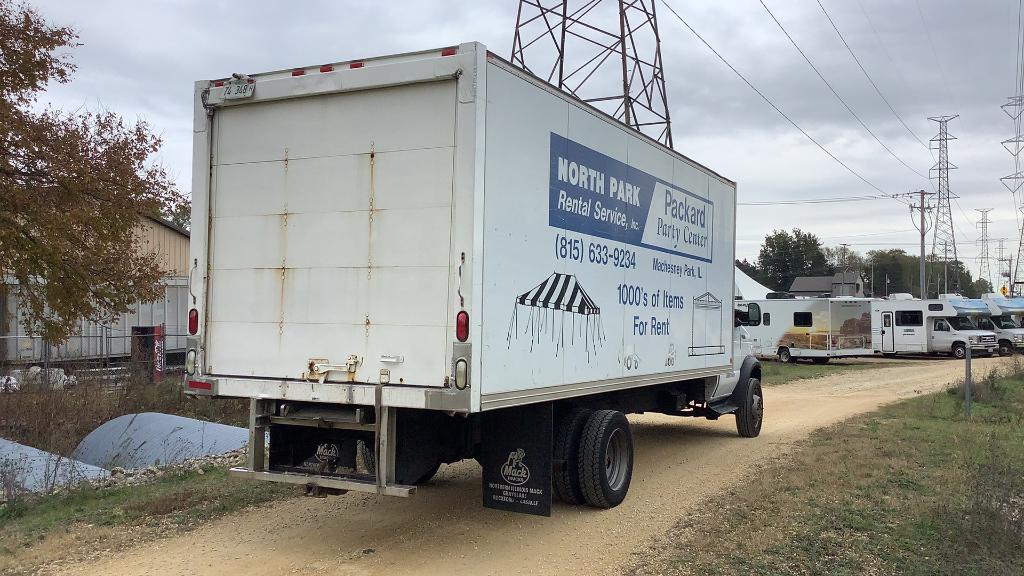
[964,344,972,418]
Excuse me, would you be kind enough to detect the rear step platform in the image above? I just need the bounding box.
[229,467,416,497]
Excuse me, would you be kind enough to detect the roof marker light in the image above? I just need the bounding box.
[213,81,224,87]
[319,65,334,73]
[291,69,305,76]
[441,47,457,57]
[349,62,364,69]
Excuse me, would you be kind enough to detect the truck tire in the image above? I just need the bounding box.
[553,407,592,504]
[578,410,633,509]
[999,340,1013,357]
[735,377,763,438]
[811,357,829,365]
[952,342,966,359]
[778,347,794,363]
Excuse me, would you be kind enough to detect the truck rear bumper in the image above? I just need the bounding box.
[185,375,471,412]
[228,467,415,497]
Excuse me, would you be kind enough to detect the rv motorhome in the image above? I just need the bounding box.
[871,294,996,358]
[979,293,1024,355]
[736,298,873,363]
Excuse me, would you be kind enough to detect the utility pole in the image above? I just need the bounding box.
[910,189,935,299]
[998,238,1012,293]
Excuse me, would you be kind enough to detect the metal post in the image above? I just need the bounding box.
[964,343,972,418]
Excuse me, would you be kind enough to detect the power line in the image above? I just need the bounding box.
[738,193,913,206]
[759,0,927,179]
[816,0,930,151]
[658,0,893,197]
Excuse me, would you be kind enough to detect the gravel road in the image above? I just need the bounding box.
[52,356,1006,576]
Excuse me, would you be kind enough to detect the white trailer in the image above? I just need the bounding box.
[183,43,761,516]
[872,294,996,358]
[979,293,1024,355]
[736,297,873,363]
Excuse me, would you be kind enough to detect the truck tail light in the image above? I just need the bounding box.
[188,308,199,335]
[456,310,469,342]
[441,47,458,57]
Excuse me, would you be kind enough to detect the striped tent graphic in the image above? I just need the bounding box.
[508,272,605,356]
[516,273,600,315]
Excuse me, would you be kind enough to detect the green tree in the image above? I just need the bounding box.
[756,229,833,291]
[0,1,185,343]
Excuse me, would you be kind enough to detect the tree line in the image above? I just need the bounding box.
[737,229,993,299]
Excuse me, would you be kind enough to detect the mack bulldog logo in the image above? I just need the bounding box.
[500,448,530,486]
[314,443,340,463]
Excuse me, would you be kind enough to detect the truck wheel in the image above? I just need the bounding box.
[999,340,1013,356]
[811,357,829,365]
[553,407,592,504]
[735,377,763,438]
[578,410,633,509]
[778,347,794,363]
[952,343,966,359]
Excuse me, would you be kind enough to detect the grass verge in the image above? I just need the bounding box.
[760,357,901,386]
[0,464,294,574]
[632,360,1024,576]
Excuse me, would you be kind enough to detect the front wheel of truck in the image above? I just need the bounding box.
[735,377,763,438]
[999,340,1013,356]
[952,343,967,359]
[578,410,633,509]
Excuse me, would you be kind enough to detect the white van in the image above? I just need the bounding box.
[872,294,996,358]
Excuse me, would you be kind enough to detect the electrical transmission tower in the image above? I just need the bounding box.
[511,0,673,146]
[976,208,993,288]
[1002,22,1024,294]
[929,115,959,294]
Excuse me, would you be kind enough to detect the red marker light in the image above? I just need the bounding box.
[319,65,334,73]
[349,62,364,69]
[456,310,469,342]
[441,48,457,57]
[188,308,199,335]
[213,81,224,87]
[291,69,305,76]
[187,380,212,391]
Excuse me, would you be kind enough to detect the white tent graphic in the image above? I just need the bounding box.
[507,272,605,356]
[689,291,725,356]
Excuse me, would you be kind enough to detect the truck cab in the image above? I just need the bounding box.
[928,315,996,359]
[980,293,1024,355]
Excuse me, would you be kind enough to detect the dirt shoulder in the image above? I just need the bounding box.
[34,356,1010,576]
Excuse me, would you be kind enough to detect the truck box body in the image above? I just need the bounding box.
[188,43,736,412]
[186,43,748,513]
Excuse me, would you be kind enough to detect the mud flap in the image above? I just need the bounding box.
[480,402,553,516]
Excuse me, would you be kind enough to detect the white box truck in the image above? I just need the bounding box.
[736,297,873,363]
[183,43,761,516]
[872,294,996,359]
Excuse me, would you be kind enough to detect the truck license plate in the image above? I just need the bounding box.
[223,80,254,100]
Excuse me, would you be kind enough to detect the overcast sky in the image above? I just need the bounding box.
[31,0,1024,286]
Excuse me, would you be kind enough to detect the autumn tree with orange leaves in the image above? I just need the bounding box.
[0,0,186,344]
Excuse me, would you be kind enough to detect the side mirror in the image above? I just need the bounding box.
[745,303,761,327]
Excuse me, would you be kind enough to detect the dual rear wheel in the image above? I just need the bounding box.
[554,408,633,509]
